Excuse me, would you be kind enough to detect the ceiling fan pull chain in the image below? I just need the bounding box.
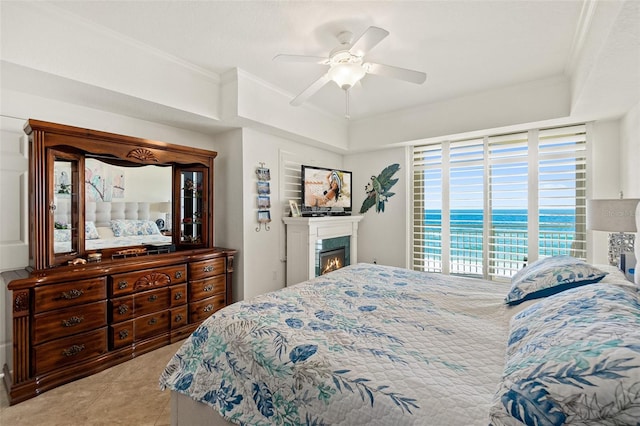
[345,89,350,120]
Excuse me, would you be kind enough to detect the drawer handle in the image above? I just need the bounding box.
[62,344,85,357]
[175,314,183,322]
[203,265,214,273]
[62,316,84,327]
[203,284,214,292]
[60,289,84,300]
[175,271,183,279]
[118,281,128,290]
[148,317,158,325]
[148,294,158,302]
[203,304,213,313]
[174,292,183,300]
[118,305,129,315]
[119,330,129,340]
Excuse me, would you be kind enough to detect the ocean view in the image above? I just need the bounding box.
[420,209,581,276]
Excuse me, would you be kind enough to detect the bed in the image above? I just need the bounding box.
[160,259,640,426]
[53,201,171,253]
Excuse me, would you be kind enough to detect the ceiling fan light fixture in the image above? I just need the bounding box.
[328,62,366,90]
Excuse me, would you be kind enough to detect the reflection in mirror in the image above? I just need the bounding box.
[82,158,173,252]
[53,159,74,254]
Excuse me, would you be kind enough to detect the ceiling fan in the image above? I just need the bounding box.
[274,26,427,117]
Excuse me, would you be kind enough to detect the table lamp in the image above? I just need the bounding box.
[587,195,639,267]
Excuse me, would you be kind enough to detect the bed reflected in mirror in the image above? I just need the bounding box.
[53,157,173,254]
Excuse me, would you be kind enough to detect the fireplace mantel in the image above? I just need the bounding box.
[283,216,364,285]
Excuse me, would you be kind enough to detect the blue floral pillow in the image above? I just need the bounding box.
[54,229,71,242]
[490,284,640,425]
[505,256,607,305]
[110,219,161,237]
[85,221,100,240]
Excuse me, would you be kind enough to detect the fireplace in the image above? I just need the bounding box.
[282,215,363,285]
[319,247,346,275]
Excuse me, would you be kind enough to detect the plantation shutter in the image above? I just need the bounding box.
[449,139,484,275]
[279,151,303,262]
[412,143,443,272]
[411,123,588,280]
[487,132,529,278]
[537,125,587,259]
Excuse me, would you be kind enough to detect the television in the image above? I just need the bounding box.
[301,165,352,216]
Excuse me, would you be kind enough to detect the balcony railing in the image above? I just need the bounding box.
[415,228,582,280]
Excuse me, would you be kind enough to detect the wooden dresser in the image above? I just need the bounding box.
[2,119,238,405]
[3,248,235,405]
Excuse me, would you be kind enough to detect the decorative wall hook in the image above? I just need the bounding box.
[255,222,271,232]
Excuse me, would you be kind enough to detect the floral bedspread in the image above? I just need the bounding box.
[490,283,640,425]
[160,263,512,425]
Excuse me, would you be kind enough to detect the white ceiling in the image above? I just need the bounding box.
[45,0,588,121]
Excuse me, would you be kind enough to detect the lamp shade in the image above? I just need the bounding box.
[329,63,366,90]
[586,198,640,232]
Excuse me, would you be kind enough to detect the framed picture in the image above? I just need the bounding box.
[257,210,271,223]
[257,181,270,195]
[258,195,271,208]
[256,167,271,181]
[289,200,301,217]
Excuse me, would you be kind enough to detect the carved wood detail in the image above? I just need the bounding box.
[126,148,158,162]
[134,272,171,291]
[13,291,29,313]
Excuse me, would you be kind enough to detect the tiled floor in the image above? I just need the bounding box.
[0,340,184,426]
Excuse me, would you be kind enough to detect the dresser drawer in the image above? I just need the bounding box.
[189,258,225,281]
[110,296,134,323]
[34,277,107,313]
[110,320,134,349]
[170,283,187,307]
[134,310,170,341]
[171,306,188,329]
[189,294,225,323]
[33,301,107,345]
[189,275,225,302]
[110,264,187,297]
[34,328,108,375]
[134,287,170,316]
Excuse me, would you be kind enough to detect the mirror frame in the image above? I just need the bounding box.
[25,119,217,270]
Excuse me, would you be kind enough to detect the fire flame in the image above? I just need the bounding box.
[322,257,343,275]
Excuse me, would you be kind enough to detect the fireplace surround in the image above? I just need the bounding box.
[283,215,363,285]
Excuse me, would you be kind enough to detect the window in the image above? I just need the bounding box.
[412,125,587,280]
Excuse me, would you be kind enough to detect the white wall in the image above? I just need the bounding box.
[348,76,571,151]
[619,101,640,281]
[239,127,343,300]
[344,148,408,268]
[620,102,640,198]
[212,129,245,302]
[588,120,624,264]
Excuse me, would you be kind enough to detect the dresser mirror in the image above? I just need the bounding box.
[27,119,216,269]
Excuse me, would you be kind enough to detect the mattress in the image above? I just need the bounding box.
[160,263,514,425]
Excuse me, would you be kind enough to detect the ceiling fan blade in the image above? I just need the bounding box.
[349,26,389,57]
[290,73,332,106]
[365,62,427,84]
[273,54,329,64]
